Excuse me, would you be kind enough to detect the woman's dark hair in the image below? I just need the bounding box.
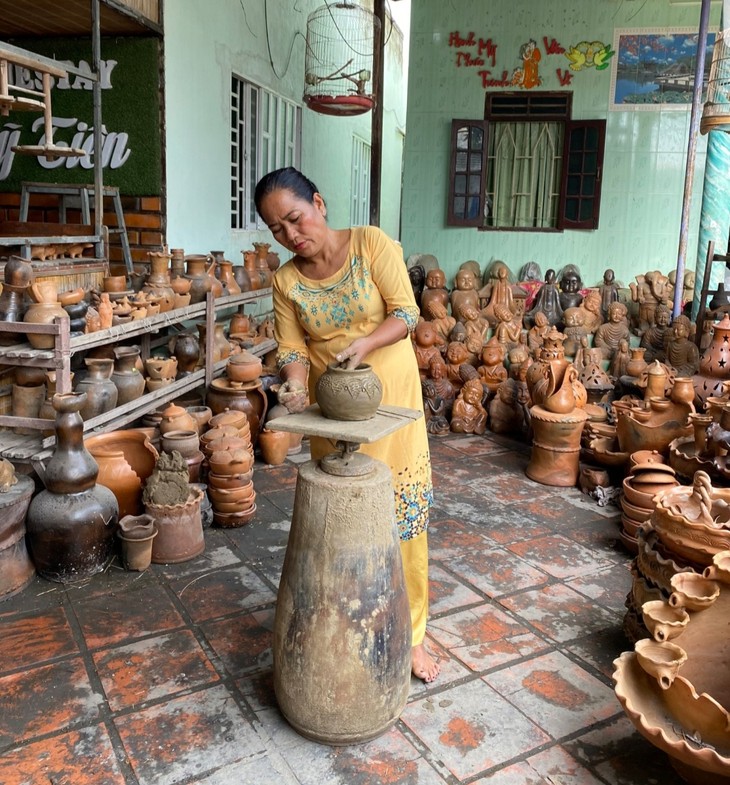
[254,167,323,216]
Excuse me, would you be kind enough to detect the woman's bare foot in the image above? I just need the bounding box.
[412,643,440,682]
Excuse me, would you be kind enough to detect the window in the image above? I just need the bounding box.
[231,76,301,230]
[447,92,605,231]
[351,136,371,226]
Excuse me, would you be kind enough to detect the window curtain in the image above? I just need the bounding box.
[488,122,563,228]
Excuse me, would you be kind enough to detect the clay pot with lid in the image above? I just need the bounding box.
[24,300,68,349]
[226,351,262,383]
[206,377,268,444]
[315,363,383,421]
[159,403,197,435]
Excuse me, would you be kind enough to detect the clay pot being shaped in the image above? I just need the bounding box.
[25,392,119,582]
[112,346,146,405]
[258,428,290,465]
[76,358,118,421]
[23,300,69,349]
[315,363,383,421]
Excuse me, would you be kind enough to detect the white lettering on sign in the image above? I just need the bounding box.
[30,116,132,170]
[8,60,118,91]
[0,124,22,179]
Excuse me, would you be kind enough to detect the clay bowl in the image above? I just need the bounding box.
[208,448,254,475]
[207,482,254,505]
[621,514,645,539]
[621,496,654,523]
[146,377,175,392]
[213,497,256,515]
[634,639,687,690]
[669,572,720,611]
[200,425,241,450]
[160,429,200,457]
[208,410,249,432]
[207,469,254,489]
[622,477,658,509]
[103,275,127,293]
[145,357,178,380]
[58,287,86,306]
[589,436,630,468]
[629,450,665,469]
[213,503,257,528]
[641,600,690,642]
[704,551,730,583]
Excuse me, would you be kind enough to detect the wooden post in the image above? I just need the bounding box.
[369,0,385,227]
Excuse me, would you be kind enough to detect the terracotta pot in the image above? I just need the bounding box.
[185,255,217,304]
[217,260,241,295]
[160,429,200,457]
[208,448,254,475]
[207,469,254,488]
[526,405,589,486]
[23,301,69,349]
[0,474,36,599]
[4,256,33,288]
[242,250,260,291]
[145,356,178,380]
[11,382,45,428]
[159,403,198,435]
[671,377,696,407]
[206,378,268,444]
[103,275,127,293]
[315,363,383,421]
[258,428,290,465]
[118,528,157,571]
[196,323,231,365]
[208,410,249,433]
[26,392,118,583]
[626,347,648,378]
[169,332,200,376]
[229,311,250,336]
[233,265,252,292]
[112,346,145,405]
[226,352,262,383]
[76,358,118,421]
[207,481,254,505]
[186,405,212,435]
[147,487,205,564]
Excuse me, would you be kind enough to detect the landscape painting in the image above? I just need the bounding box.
[610,28,716,109]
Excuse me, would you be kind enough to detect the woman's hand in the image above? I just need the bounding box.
[277,379,309,413]
[335,338,371,369]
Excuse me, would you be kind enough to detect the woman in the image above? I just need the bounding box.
[254,167,440,683]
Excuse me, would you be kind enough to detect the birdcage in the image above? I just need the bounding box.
[701,28,730,133]
[303,3,380,116]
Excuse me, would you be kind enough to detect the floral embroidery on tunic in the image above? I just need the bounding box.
[391,306,419,334]
[394,449,433,540]
[276,349,310,371]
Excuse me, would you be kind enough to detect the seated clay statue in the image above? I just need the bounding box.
[413,320,444,378]
[450,267,480,323]
[489,378,527,436]
[408,264,426,306]
[461,304,490,348]
[577,289,604,334]
[640,303,671,362]
[525,268,563,328]
[558,265,583,311]
[479,260,515,326]
[493,304,523,351]
[508,343,531,380]
[420,268,450,317]
[451,378,488,434]
[425,300,456,344]
[421,379,451,435]
[593,301,631,361]
[630,270,669,333]
[527,311,550,356]
[518,261,543,310]
[445,340,472,388]
[610,338,631,379]
[428,357,456,417]
[665,314,700,376]
[562,307,588,358]
[598,268,620,321]
[477,336,508,395]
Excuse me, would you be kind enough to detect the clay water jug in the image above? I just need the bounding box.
[185,255,215,304]
[169,331,200,376]
[217,260,241,295]
[111,346,145,405]
[25,392,119,582]
[76,358,118,421]
[242,250,260,291]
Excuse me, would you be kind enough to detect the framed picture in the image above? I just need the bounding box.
[610,27,716,110]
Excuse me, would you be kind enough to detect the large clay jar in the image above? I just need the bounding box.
[217,260,241,295]
[196,323,231,364]
[0,472,36,599]
[206,377,268,445]
[76,358,118,421]
[253,242,273,288]
[169,331,200,376]
[315,363,383,421]
[185,255,215,304]
[111,346,145,405]
[25,392,119,582]
[23,301,69,349]
[695,314,730,405]
[233,265,251,292]
[258,428,290,465]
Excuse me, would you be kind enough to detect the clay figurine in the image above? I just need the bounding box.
[558,265,583,311]
[527,311,550,356]
[98,292,113,330]
[450,267,480,323]
[610,338,631,379]
[562,307,588,358]
[598,268,620,321]
[425,300,456,344]
[630,271,670,333]
[451,378,488,434]
[489,378,527,435]
[525,268,563,327]
[408,264,426,306]
[665,314,700,376]
[462,304,489,348]
[640,303,671,363]
[593,301,631,361]
[428,357,456,417]
[494,304,522,351]
[421,379,451,435]
[413,320,444,378]
[445,340,472,389]
[477,336,508,394]
[479,260,515,326]
[420,268,450,317]
[577,290,603,334]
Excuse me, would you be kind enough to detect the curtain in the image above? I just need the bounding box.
[488,121,563,228]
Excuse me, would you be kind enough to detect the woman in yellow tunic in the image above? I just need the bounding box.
[255,167,439,682]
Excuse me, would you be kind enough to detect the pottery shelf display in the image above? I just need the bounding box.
[614,551,730,784]
[0,288,274,462]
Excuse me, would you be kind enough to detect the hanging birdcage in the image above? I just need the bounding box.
[303,2,380,117]
[701,28,730,134]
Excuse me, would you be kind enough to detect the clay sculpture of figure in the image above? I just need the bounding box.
[446,340,471,389]
[640,303,671,363]
[425,300,456,344]
[408,264,426,306]
[577,289,604,334]
[450,267,480,323]
[98,292,113,330]
[428,357,456,417]
[527,311,550,356]
[413,320,444,379]
[479,260,515,326]
[630,271,669,333]
[489,378,527,435]
[462,304,489,348]
[421,379,451,435]
[477,336,508,395]
[610,338,631,379]
[558,265,583,311]
[562,307,588,358]
[593,301,631,361]
[420,268,450,317]
[508,343,531,380]
[518,261,543,310]
[494,304,522,351]
[451,378,488,434]
[598,268,620,321]
[525,268,563,327]
[665,314,700,377]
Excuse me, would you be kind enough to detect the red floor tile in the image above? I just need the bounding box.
[0,657,99,746]
[0,724,126,785]
[0,607,78,674]
[93,629,220,711]
[507,534,616,579]
[202,607,274,677]
[443,546,550,597]
[428,563,483,615]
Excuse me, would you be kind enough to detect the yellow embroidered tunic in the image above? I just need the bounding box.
[272,225,433,541]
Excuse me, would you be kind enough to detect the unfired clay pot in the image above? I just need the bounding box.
[315,363,383,421]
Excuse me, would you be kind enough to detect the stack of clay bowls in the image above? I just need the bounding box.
[621,460,679,554]
[145,356,178,391]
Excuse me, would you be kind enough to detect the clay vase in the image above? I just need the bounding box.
[76,358,118,421]
[185,255,215,304]
[170,248,185,279]
[644,361,668,402]
[23,301,69,349]
[258,428,290,466]
[695,313,730,404]
[217,260,241,295]
[111,346,145,406]
[4,256,34,288]
[253,242,272,288]
[229,311,250,336]
[242,250,260,291]
[205,378,268,445]
[626,347,648,379]
[315,363,383,421]
[169,331,200,376]
[0,473,36,599]
[267,250,281,273]
[25,392,119,582]
[233,265,251,292]
[671,377,696,408]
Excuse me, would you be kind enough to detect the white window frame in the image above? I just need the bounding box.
[351,135,371,226]
[231,75,302,230]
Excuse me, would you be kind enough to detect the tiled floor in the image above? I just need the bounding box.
[0,432,686,785]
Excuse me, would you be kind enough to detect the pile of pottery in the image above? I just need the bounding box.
[202,410,256,527]
[621,459,679,554]
[145,356,178,391]
[157,404,202,481]
[614,551,730,784]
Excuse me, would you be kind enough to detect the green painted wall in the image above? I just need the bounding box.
[164,0,407,265]
[402,1,722,289]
